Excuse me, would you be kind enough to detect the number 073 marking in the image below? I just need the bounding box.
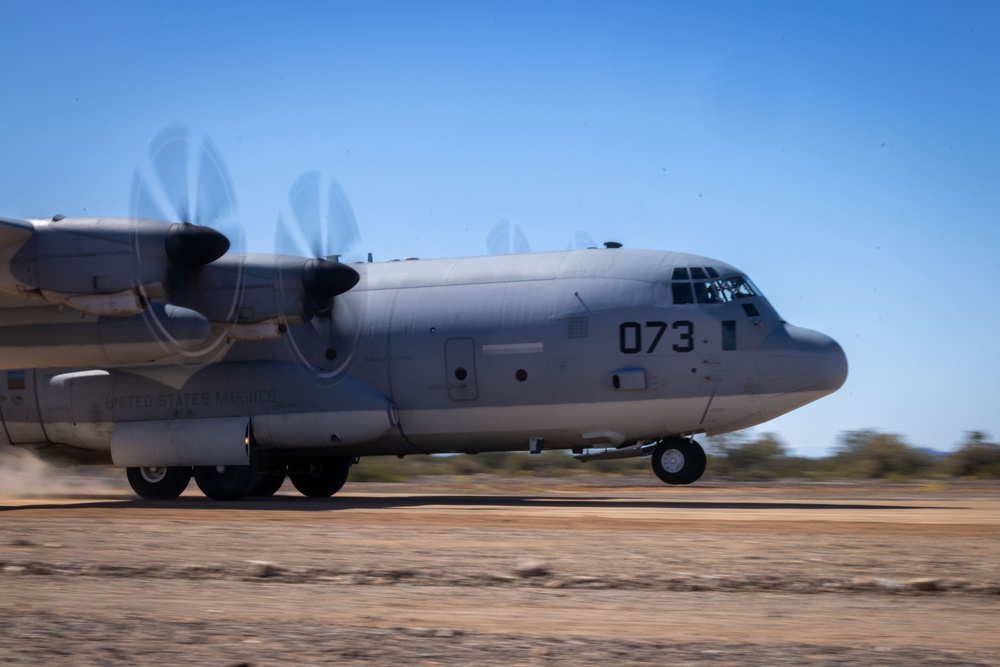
[619,320,694,354]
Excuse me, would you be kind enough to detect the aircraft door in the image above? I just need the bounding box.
[445,338,478,401]
[0,370,47,444]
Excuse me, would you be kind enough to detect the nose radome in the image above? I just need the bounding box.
[757,324,848,398]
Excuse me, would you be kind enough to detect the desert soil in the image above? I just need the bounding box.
[1,475,999,666]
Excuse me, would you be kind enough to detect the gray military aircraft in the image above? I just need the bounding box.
[0,129,847,500]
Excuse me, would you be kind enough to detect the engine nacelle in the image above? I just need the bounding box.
[0,217,228,315]
[166,254,360,330]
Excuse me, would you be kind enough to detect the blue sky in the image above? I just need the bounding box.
[2,1,998,455]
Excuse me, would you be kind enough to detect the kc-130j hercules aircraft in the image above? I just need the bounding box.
[0,128,847,500]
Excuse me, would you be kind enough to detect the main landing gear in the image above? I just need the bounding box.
[125,466,192,500]
[247,470,287,497]
[125,457,354,501]
[289,459,351,498]
[651,437,706,485]
[194,464,257,501]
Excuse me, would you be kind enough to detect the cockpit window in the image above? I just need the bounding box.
[672,282,694,304]
[698,282,719,303]
[716,276,758,301]
[670,268,759,305]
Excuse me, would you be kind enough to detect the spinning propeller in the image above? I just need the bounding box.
[131,126,242,235]
[131,125,242,274]
[129,126,247,360]
[486,219,531,255]
[130,128,365,372]
[486,219,597,254]
[276,171,365,379]
[277,171,361,320]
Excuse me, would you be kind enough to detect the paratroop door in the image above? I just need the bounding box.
[0,370,46,444]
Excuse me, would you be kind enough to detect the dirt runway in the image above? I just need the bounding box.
[1,477,999,665]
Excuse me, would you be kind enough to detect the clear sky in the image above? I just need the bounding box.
[2,1,998,455]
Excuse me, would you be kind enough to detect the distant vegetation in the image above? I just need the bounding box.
[350,430,1000,482]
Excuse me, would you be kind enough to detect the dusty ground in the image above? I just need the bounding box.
[1,474,999,666]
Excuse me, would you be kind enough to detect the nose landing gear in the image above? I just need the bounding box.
[651,438,706,485]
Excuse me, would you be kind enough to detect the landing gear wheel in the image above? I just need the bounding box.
[126,466,192,500]
[247,471,287,497]
[194,465,256,501]
[651,438,706,485]
[290,459,351,498]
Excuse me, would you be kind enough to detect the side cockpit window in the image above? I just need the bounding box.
[717,276,757,301]
[671,268,759,305]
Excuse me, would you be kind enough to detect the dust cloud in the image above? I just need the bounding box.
[0,446,121,499]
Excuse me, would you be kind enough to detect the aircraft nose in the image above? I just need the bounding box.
[756,324,848,414]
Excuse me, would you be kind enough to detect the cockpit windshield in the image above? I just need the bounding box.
[670,267,759,305]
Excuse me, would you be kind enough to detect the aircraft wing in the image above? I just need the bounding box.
[0,218,41,311]
[0,217,35,247]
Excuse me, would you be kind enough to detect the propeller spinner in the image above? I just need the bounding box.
[164,222,230,267]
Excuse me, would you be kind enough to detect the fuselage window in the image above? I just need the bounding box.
[722,320,737,350]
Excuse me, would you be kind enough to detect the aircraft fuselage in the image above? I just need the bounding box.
[0,247,847,470]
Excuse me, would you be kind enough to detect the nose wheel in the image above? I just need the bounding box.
[651,438,706,485]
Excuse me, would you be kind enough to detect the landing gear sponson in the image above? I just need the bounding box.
[126,457,353,501]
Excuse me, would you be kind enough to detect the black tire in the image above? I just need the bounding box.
[651,438,706,485]
[194,465,256,501]
[289,459,351,498]
[247,471,287,497]
[126,466,192,500]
